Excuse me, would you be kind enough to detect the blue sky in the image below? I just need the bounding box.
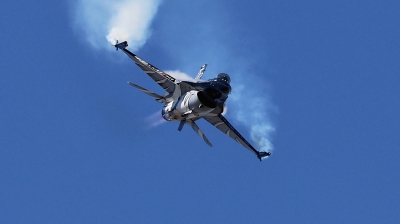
[1,0,400,223]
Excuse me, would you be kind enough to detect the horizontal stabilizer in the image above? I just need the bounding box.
[127,82,165,103]
[114,40,128,50]
[189,121,212,147]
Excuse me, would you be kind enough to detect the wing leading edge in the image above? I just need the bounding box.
[203,115,271,161]
[115,41,177,95]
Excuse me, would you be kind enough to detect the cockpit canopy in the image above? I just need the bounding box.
[216,73,231,84]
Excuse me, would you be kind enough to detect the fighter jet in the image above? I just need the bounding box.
[114,41,271,161]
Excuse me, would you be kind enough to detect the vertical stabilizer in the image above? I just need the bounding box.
[195,64,207,80]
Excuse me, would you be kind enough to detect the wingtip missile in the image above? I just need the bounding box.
[114,40,128,51]
[257,151,271,161]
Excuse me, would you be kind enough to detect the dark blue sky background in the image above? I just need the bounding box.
[1,0,399,223]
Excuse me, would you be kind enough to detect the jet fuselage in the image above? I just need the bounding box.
[162,75,231,121]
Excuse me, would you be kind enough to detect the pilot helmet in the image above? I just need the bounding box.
[216,73,231,84]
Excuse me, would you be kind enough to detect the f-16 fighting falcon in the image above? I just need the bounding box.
[114,41,271,161]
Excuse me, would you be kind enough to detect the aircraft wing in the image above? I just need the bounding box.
[203,114,271,160]
[116,41,178,94]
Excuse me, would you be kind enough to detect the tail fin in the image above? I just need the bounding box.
[195,64,207,81]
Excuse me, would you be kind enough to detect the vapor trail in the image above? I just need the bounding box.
[151,4,277,153]
[70,0,276,153]
[72,0,161,51]
[145,111,166,129]
[229,80,276,153]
